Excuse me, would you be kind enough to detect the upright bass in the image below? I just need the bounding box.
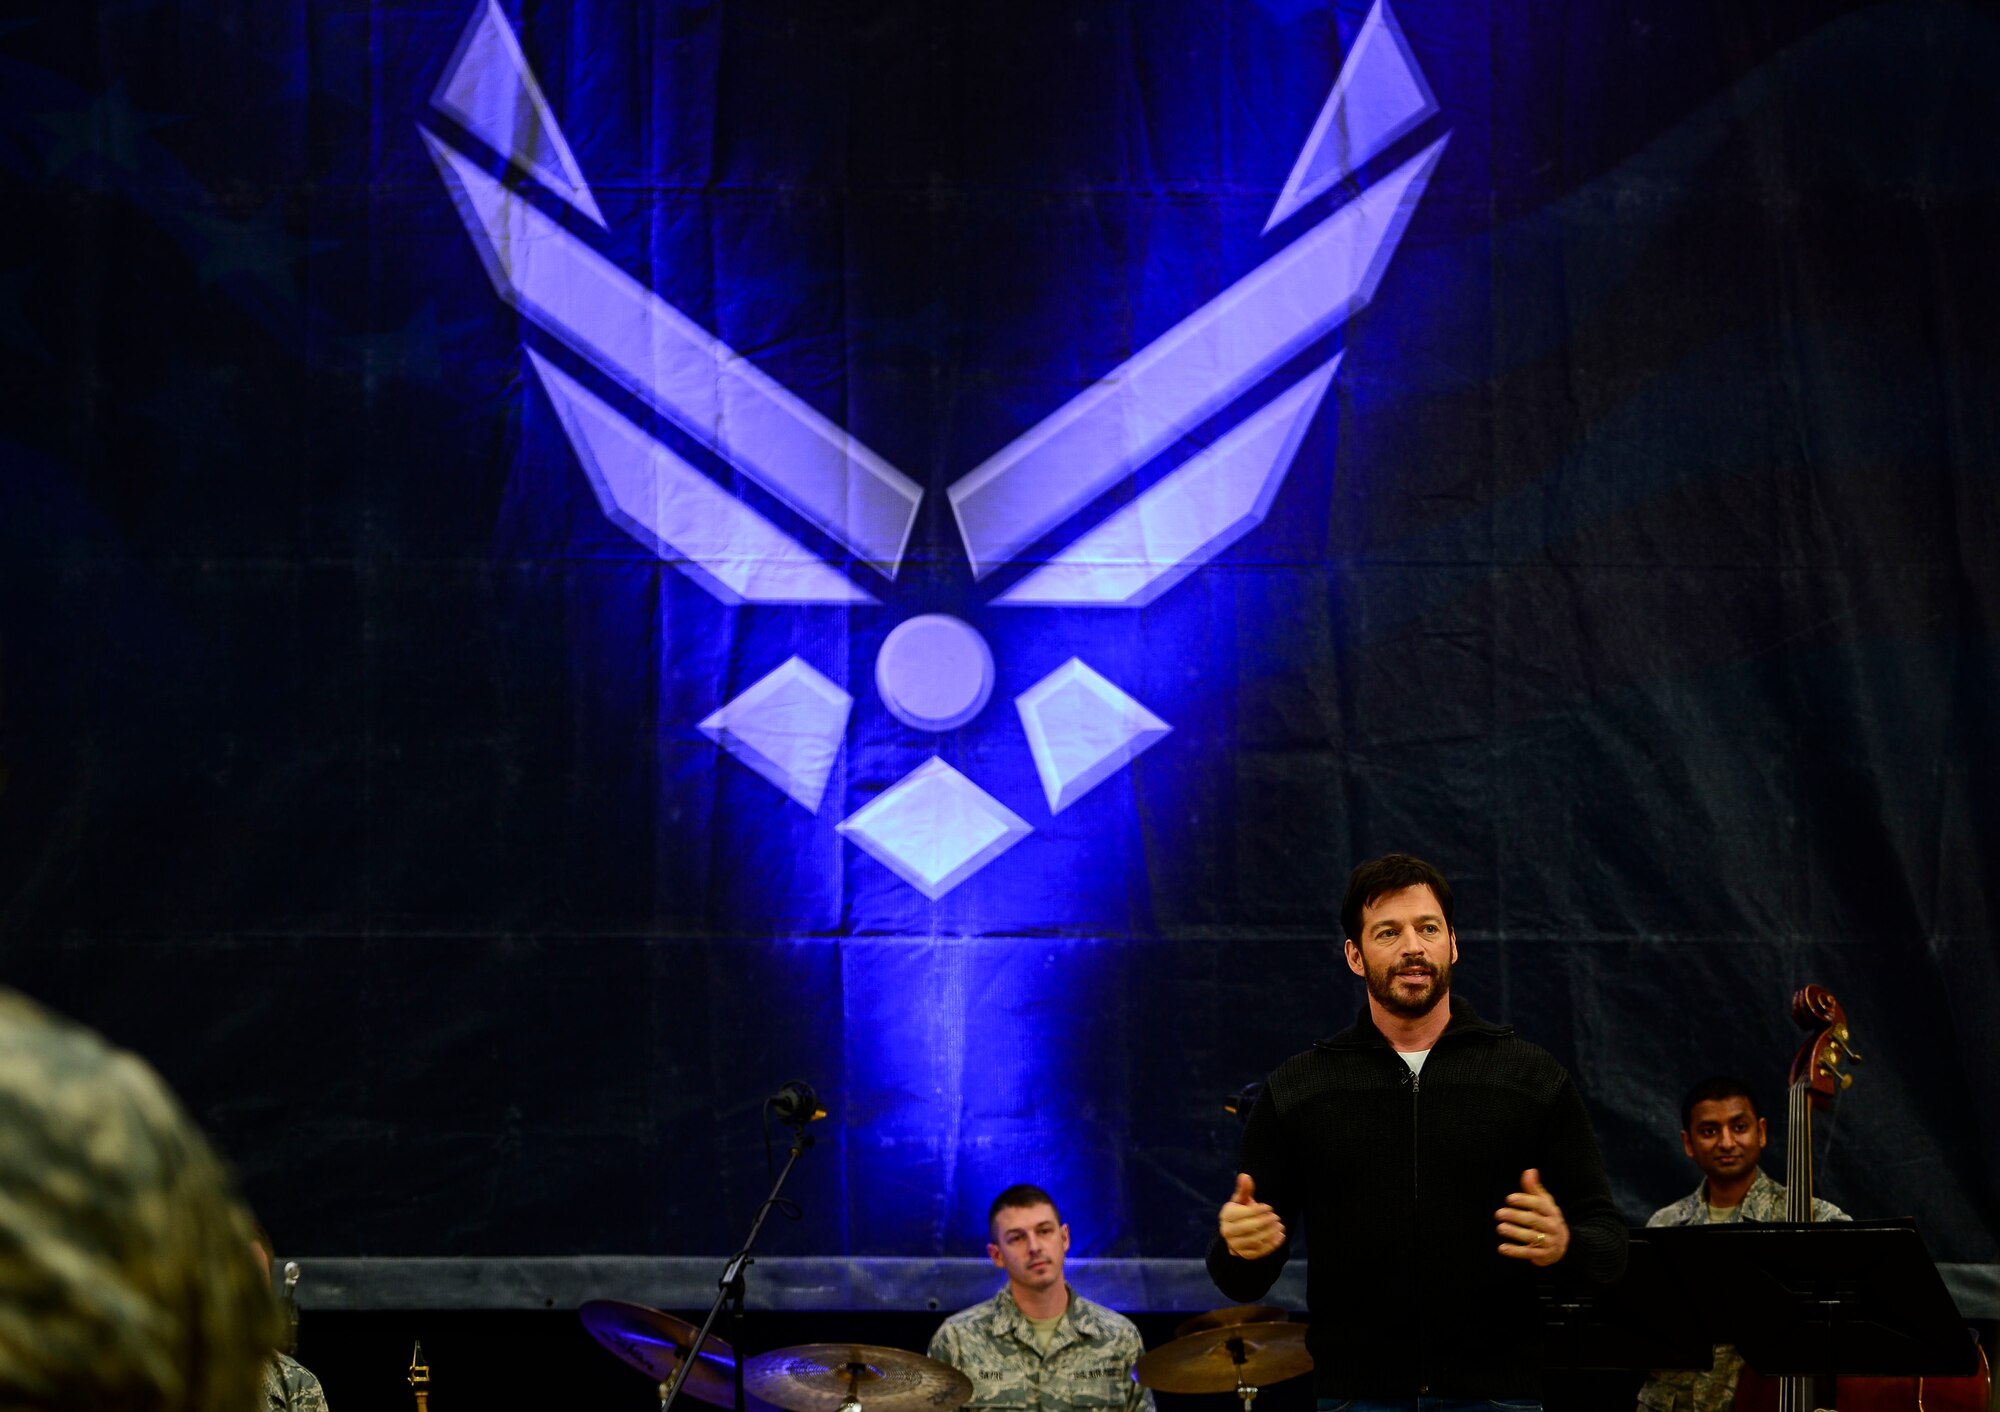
[1732,986,1989,1412]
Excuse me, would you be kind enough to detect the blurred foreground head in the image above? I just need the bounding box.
[0,990,278,1411]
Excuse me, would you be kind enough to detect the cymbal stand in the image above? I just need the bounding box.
[659,1118,817,1412]
[1226,1337,1261,1412]
[837,1362,868,1412]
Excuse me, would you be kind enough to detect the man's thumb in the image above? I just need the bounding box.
[1522,1167,1545,1192]
[1232,1172,1256,1204]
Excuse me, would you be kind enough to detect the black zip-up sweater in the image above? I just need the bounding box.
[1206,995,1627,1399]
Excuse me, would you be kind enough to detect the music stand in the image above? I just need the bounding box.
[1646,1220,1977,1378]
[1539,1231,1711,1372]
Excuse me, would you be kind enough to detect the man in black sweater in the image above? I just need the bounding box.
[1207,854,1627,1409]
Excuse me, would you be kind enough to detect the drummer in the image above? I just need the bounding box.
[928,1185,1153,1412]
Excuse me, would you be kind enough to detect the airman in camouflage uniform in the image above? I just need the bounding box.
[263,1352,331,1412]
[0,988,280,1412]
[1636,1079,1847,1412]
[927,1186,1153,1412]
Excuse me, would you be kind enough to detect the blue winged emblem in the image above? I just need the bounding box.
[420,0,1448,897]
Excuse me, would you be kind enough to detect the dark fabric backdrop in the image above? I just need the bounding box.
[1,0,1995,1272]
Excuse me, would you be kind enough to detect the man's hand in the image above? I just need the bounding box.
[1218,1172,1285,1260]
[1495,1167,1569,1266]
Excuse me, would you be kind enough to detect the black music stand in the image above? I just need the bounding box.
[1540,1231,1711,1372]
[1645,1220,1978,1379]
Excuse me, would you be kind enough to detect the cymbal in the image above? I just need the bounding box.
[1172,1305,1291,1341]
[1134,1321,1312,1394]
[746,1344,973,1412]
[579,1300,737,1405]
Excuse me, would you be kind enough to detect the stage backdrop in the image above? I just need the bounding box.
[2,0,1996,1306]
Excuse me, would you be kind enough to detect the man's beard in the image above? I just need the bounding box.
[1366,956,1451,1018]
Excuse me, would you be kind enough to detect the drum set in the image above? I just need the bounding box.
[579,1298,1311,1412]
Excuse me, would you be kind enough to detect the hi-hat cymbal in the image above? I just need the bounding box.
[1172,1305,1291,1341]
[1134,1321,1312,1394]
[746,1344,973,1412]
[579,1300,737,1405]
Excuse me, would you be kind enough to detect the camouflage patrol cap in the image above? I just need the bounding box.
[0,989,279,1411]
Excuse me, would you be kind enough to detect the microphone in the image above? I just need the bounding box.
[1224,1080,1265,1124]
[281,1261,301,1354]
[770,1081,826,1127]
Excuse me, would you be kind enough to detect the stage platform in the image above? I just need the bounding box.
[295,1256,2000,1318]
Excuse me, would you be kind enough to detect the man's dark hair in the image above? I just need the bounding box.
[1340,854,1455,943]
[1679,1075,1761,1133]
[987,1183,1061,1237]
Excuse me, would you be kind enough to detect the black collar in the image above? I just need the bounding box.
[1315,993,1512,1051]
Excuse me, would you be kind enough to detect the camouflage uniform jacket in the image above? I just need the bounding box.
[263,1352,330,1412]
[0,989,280,1412]
[1634,1169,1848,1412]
[928,1287,1155,1412]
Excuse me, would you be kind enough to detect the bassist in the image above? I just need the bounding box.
[1634,1076,1847,1412]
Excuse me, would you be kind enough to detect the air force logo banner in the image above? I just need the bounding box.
[421,0,1445,915]
[9,0,1999,1290]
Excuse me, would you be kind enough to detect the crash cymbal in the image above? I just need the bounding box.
[579,1300,737,1405]
[746,1344,973,1412]
[1171,1305,1291,1341]
[1134,1321,1312,1394]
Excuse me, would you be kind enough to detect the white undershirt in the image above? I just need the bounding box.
[1398,1048,1431,1077]
[1705,1201,1739,1224]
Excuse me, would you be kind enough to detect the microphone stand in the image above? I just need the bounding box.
[659,1118,816,1412]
